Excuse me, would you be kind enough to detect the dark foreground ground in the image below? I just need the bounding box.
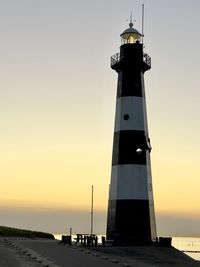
[0,238,200,267]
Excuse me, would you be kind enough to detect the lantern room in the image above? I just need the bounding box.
[120,21,142,44]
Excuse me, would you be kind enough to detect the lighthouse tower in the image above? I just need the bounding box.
[106,21,157,244]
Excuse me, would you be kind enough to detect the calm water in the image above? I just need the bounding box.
[54,234,200,261]
[172,237,200,261]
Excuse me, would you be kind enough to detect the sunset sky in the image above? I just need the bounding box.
[0,0,200,237]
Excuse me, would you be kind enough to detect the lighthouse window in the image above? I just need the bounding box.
[123,114,129,120]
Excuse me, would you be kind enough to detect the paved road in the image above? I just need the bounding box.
[1,238,200,267]
[0,238,49,267]
[16,239,122,267]
[0,240,22,267]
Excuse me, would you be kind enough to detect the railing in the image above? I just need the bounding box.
[143,53,151,69]
[111,52,151,69]
[111,53,120,67]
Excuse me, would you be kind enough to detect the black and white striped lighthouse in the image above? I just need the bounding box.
[106,20,157,244]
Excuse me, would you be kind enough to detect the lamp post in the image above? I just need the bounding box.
[91,185,94,236]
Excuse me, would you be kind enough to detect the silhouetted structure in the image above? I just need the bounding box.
[106,20,157,245]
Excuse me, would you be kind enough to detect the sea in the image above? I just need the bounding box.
[54,234,200,261]
[172,237,200,261]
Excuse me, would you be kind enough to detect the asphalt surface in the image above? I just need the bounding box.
[16,239,122,267]
[1,238,200,267]
[0,238,43,267]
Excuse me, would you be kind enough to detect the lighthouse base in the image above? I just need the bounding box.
[107,199,153,245]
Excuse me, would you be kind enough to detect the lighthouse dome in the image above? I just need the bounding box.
[120,22,141,44]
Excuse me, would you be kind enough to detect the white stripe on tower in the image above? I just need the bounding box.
[109,164,149,201]
[114,96,146,132]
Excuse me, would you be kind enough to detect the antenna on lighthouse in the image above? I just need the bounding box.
[130,11,133,25]
[127,11,135,25]
[142,4,145,44]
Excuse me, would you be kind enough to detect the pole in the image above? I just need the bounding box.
[91,185,94,236]
[142,4,144,44]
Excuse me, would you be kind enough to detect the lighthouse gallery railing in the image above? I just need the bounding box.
[111,52,151,69]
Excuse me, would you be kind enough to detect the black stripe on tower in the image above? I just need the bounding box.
[106,199,116,237]
[107,199,151,244]
[112,130,149,166]
[117,70,143,98]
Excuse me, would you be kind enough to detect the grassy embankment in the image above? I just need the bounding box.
[0,226,54,239]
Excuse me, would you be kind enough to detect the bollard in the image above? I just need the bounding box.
[101,236,105,246]
[66,235,72,245]
[158,237,172,247]
[86,236,91,246]
[84,236,87,246]
[95,236,98,246]
[61,235,67,244]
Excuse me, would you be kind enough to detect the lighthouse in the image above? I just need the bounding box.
[106,20,157,244]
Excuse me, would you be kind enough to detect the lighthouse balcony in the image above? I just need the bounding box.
[143,53,151,70]
[111,53,120,68]
[111,52,151,71]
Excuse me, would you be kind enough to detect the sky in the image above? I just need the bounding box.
[0,0,200,237]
